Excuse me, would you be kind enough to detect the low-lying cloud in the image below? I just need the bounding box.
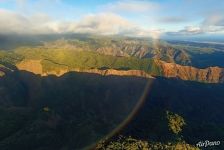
[167,26,203,36]
[167,14,224,36]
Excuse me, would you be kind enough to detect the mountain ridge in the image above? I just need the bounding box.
[16,59,154,79]
[155,60,224,83]
[14,58,224,83]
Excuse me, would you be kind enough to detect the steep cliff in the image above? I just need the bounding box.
[155,60,224,83]
[16,59,224,83]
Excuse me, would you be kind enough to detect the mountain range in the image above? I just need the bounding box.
[1,37,224,84]
[0,34,223,150]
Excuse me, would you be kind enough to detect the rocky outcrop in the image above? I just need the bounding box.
[72,68,154,79]
[42,69,69,77]
[16,60,43,75]
[155,60,224,83]
[16,60,69,77]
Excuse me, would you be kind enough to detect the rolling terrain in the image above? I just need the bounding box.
[1,34,224,68]
[0,41,224,83]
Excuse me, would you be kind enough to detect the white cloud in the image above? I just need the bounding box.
[0,9,30,33]
[166,14,224,36]
[202,14,224,31]
[203,14,224,26]
[184,26,203,34]
[70,13,134,35]
[0,9,160,38]
[68,13,162,38]
[0,9,62,34]
[166,26,203,36]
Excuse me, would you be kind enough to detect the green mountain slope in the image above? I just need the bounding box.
[13,47,163,76]
[1,46,224,83]
[2,34,224,68]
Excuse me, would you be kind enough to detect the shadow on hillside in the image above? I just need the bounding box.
[1,63,224,149]
[121,76,224,148]
[0,64,152,150]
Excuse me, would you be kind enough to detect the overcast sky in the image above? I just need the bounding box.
[0,0,224,39]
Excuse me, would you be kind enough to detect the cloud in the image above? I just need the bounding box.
[0,9,30,33]
[167,25,224,36]
[166,26,203,36]
[199,14,224,34]
[70,13,134,35]
[157,16,188,23]
[0,9,160,38]
[68,13,161,37]
[166,13,224,36]
[101,0,159,13]
[203,14,224,26]
[181,26,203,34]
[0,9,63,34]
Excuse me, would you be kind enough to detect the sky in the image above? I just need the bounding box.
[0,0,224,39]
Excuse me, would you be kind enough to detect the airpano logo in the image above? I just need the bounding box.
[196,140,221,148]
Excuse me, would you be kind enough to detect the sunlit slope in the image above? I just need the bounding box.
[14,48,162,76]
[1,35,224,68]
[0,48,224,83]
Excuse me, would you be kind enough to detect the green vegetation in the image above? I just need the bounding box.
[96,136,199,150]
[166,111,186,135]
[0,50,23,65]
[43,107,50,112]
[1,34,224,68]
[14,47,163,75]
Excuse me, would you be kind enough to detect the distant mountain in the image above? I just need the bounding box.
[1,34,224,68]
[36,36,224,68]
[41,38,192,65]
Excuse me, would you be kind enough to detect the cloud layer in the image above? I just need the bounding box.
[0,0,224,38]
[167,14,224,36]
[0,9,160,38]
